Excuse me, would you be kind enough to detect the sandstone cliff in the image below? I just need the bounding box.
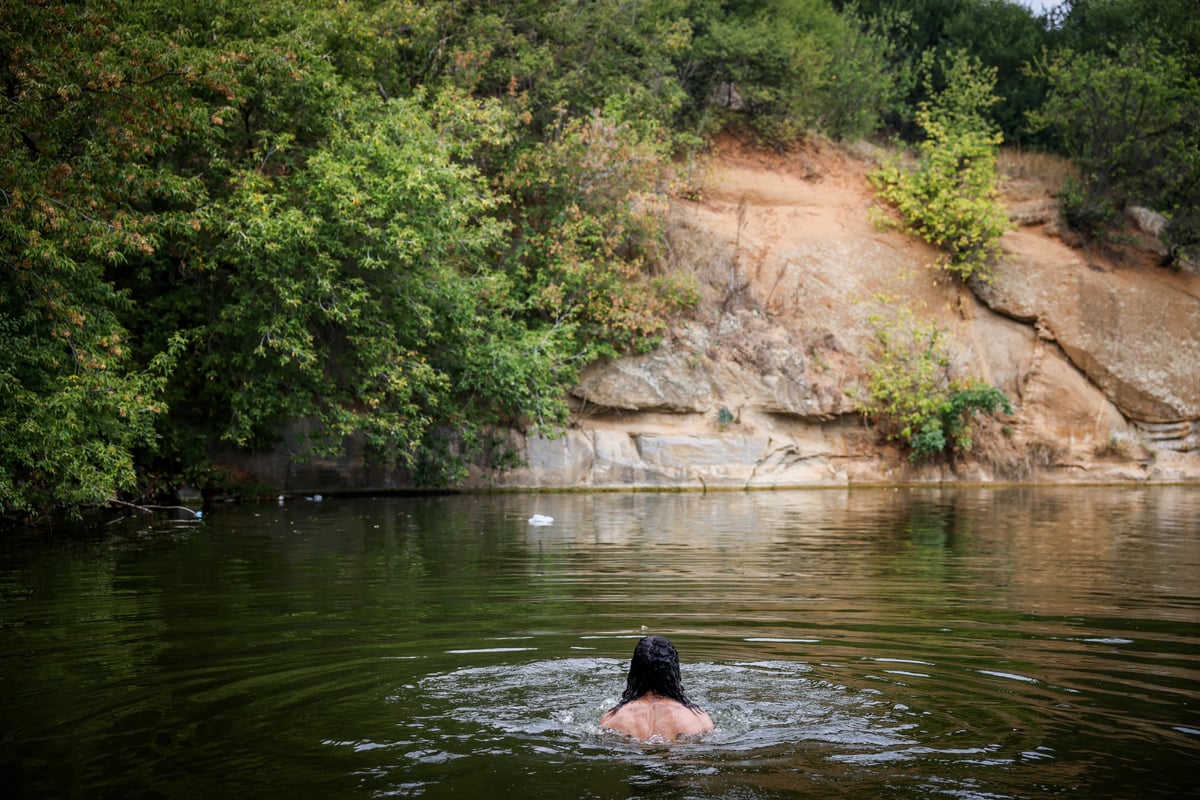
[472,136,1200,489]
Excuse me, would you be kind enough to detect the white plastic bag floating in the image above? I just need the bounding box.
[528,514,554,526]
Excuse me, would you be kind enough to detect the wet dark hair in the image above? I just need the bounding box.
[608,635,704,714]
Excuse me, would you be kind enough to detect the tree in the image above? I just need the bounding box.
[940,0,1048,141]
[677,0,904,142]
[0,0,220,517]
[837,0,1052,142]
[189,97,541,471]
[498,109,696,356]
[1030,40,1200,260]
[0,0,703,517]
[816,3,914,140]
[1051,0,1200,70]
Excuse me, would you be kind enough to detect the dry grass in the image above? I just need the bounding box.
[970,420,1069,480]
[997,148,1078,197]
[1094,433,1153,462]
[662,211,737,307]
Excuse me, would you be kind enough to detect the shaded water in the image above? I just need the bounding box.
[2,487,1199,798]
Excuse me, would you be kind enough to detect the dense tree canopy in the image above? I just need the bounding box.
[2,0,1196,520]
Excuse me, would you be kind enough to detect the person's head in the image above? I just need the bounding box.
[614,635,702,711]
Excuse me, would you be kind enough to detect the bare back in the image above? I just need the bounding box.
[599,694,714,741]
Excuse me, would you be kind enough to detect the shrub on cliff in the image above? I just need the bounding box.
[863,302,1011,460]
[870,50,1010,282]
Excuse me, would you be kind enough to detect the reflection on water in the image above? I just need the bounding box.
[1,486,1198,798]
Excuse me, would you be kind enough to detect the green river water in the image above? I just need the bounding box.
[2,486,1198,799]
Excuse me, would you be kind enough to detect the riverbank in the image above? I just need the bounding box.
[221,136,1200,497]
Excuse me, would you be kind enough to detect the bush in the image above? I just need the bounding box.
[1057,176,1117,240]
[681,0,906,144]
[863,303,1012,460]
[817,4,913,140]
[870,50,1010,281]
[499,111,695,355]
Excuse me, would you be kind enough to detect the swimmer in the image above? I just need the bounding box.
[600,635,714,741]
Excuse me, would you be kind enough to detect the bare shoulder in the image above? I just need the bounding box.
[598,703,648,734]
[600,697,713,741]
[675,707,714,736]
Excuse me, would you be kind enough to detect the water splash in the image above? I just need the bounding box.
[404,657,917,756]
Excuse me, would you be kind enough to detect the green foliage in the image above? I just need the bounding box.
[405,0,908,144]
[679,0,904,143]
[500,111,695,355]
[0,319,183,517]
[817,4,915,140]
[179,87,591,487]
[1057,176,1117,240]
[870,50,1010,281]
[840,0,1052,143]
[404,0,691,135]
[198,96,513,453]
[939,0,1049,142]
[0,0,706,517]
[1051,0,1200,70]
[0,0,210,518]
[1030,40,1200,259]
[863,303,1011,460]
[687,0,833,141]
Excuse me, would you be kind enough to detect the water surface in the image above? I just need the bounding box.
[2,486,1198,798]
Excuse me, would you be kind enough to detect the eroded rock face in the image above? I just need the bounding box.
[480,427,844,489]
[978,231,1200,424]
[572,323,851,422]
[513,149,1200,488]
[572,350,714,413]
